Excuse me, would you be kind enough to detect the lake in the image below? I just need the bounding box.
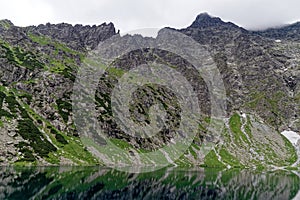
[1,166,299,200]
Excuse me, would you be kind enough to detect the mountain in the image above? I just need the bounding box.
[253,21,300,42]
[0,13,299,169]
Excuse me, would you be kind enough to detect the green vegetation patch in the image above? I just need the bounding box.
[0,91,6,108]
[15,142,36,162]
[49,127,68,145]
[201,150,226,168]
[219,148,241,168]
[0,20,12,29]
[244,115,253,139]
[246,91,286,127]
[280,135,298,165]
[49,60,76,81]
[110,138,133,150]
[17,119,57,158]
[0,41,44,70]
[28,33,81,56]
[229,113,249,145]
[56,99,72,123]
[28,33,83,81]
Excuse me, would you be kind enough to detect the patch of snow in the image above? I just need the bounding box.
[281,130,300,167]
[241,112,247,118]
[281,130,300,145]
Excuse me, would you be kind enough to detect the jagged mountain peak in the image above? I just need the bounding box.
[27,21,117,50]
[189,13,239,29]
[195,13,221,22]
[35,21,115,30]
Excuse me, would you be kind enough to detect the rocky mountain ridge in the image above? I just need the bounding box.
[0,13,298,169]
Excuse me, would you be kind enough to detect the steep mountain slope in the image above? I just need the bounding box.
[0,20,116,165]
[0,14,298,169]
[178,13,300,168]
[180,13,299,131]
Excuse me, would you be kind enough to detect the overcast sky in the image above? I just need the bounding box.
[1,0,300,33]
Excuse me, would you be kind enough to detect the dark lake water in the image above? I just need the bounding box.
[1,166,299,200]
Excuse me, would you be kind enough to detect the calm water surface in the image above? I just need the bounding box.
[0,166,299,200]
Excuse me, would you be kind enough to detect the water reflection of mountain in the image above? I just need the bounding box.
[0,167,299,199]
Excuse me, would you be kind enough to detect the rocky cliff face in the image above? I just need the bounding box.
[0,20,116,165]
[181,13,299,131]
[0,14,298,168]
